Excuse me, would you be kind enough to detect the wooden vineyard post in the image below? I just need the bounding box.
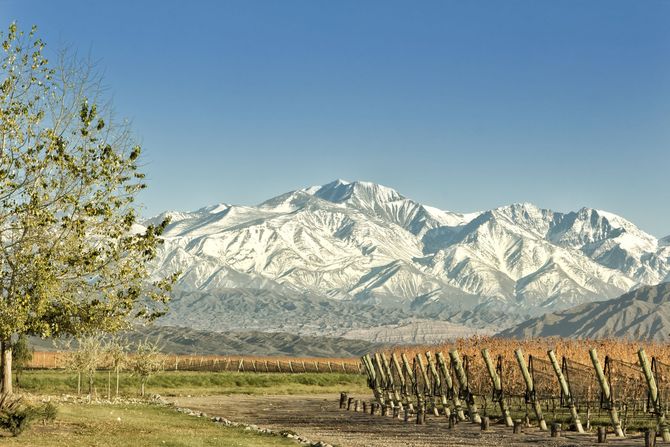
[449,350,481,423]
[381,353,403,412]
[401,353,416,412]
[515,349,547,431]
[551,423,561,438]
[374,353,393,410]
[416,396,425,424]
[361,355,375,391]
[426,351,451,419]
[373,353,388,388]
[436,351,465,421]
[547,350,584,433]
[639,349,670,442]
[589,348,624,438]
[362,354,385,405]
[481,349,513,427]
[597,426,607,443]
[414,353,437,416]
[391,353,409,410]
[646,429,657,447]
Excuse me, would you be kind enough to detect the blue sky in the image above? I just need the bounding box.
[3,0,669,236]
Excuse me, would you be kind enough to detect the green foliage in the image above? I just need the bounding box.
[0,22,179,389]
[0,393,57,436]
[12,335,33,376]
[36,401,57,425]
[7,335,33,388]
[0,394,37,436]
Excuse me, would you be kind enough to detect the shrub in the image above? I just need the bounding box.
[0,394,58,436]
[0,394,37,436]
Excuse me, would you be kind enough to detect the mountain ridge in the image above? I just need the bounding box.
[144,180,668,341]
[497,283,670,341]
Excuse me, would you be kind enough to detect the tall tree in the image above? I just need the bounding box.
[0,23,177,394]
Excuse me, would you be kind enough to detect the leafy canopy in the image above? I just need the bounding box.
[0,22,177,343]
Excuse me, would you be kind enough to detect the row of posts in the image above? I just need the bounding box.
[357,347,669,441]
[339,389,564,436]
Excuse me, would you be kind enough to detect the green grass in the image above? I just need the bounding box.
[0,403,298,446]
[18,369,368,397]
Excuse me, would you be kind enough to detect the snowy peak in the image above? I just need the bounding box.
[550,208,627,247]
[259,179,477,236]
[310,179,405,205]
[197,203,232,214]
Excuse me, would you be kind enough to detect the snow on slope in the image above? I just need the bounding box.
[147,180,669,335]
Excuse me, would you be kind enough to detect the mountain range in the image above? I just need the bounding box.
[142,180,669,342]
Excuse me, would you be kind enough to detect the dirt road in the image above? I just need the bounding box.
[171,394,651,446]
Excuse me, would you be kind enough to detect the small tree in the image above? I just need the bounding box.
[131,340,164,397]
[105,337,129,399]
[62,335,105,396]
[11,336,32,388]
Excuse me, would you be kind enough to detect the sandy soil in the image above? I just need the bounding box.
[170,393,652,446]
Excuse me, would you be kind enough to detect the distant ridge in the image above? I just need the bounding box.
[497,283,670,341]
[29,325,384,357]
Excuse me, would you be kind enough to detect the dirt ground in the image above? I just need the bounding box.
[171,393,655,446]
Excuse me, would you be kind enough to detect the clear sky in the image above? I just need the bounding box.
[3,0,669,236]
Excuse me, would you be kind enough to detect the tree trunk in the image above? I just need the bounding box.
[115,368,120,398]
[0,341,4,393]
[1,340,13,395]
[140,379,145,397]
[77,372,81,395]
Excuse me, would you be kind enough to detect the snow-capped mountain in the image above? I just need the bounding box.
[145,180,669,338]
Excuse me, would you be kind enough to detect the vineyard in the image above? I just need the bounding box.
[358,338,670,441]
[27,351,362,374]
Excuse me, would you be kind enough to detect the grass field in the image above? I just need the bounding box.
[0,403,298,446]
[18,369,368,396]
[3,370,368,445]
